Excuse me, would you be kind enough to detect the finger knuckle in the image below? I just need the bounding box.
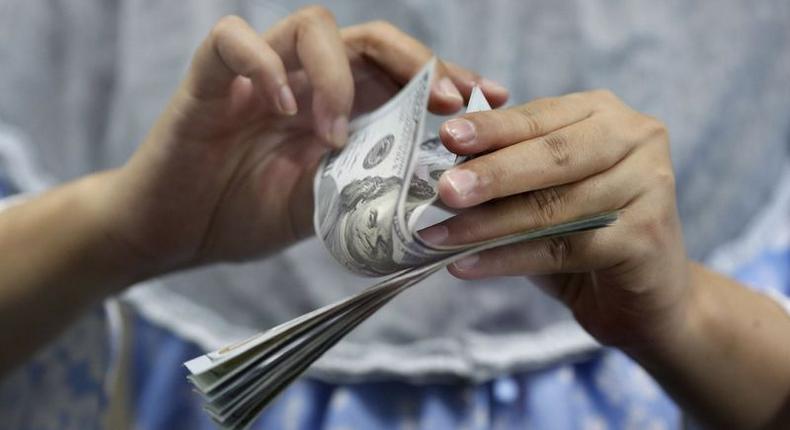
[513,108,545,137]
[296,5,336,25]
[524,186,566,225]
[354,20,398,57]
[545,236,572,271]
[542,132,572,167]
[642,115,669,142]
[652,166,676,192]
[210,15,243,40]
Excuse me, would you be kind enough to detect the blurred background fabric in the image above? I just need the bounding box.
[0,0,788,428]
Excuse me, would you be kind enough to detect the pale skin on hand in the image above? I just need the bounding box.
[423,90,790,428]
[0,8,509,375]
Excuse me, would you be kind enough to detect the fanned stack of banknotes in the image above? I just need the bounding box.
[184,59,617,429]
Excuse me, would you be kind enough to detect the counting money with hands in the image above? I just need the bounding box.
[184,60,617,430]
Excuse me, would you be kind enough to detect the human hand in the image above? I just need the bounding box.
[98,8,509,276]
[424,90,689,349]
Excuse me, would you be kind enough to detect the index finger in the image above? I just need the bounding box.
[439,90,606,155]
[265,6,354,148]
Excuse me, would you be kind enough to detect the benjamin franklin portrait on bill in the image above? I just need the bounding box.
[316,174,435,276]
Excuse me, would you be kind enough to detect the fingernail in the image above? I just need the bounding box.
[453,254,479,270]
[443,118,476,145]
[480,78,508,94]
[419,224,448,245]
[442,169,478,199]
[329,116,348,149]
[437,77,463,102]
[277,85,298,115]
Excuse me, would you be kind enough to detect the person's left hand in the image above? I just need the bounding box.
[422,89,690,350]
[96,11,508,277]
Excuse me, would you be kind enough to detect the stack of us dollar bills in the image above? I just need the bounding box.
[183,58,617,429]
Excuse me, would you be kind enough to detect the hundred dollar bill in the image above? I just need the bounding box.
[184,58,619,430]
[315,58,443,275]
[314,59,518,277]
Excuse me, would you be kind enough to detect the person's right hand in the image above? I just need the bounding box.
[96,8,509,277]
[423,90,688,352]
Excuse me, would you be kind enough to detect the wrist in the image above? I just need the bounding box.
[620,262,790,428]
[622,261,709,367]
[76,170,165,291]
[622,261,707,364]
